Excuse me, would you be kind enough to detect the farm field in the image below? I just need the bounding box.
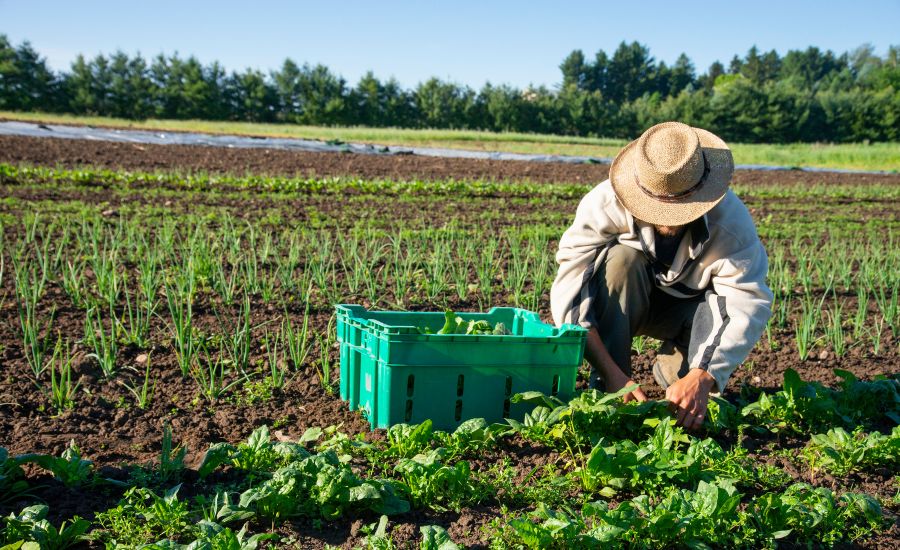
[3,111,900,172]
[0,134,899,548]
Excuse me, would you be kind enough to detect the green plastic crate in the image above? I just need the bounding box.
[336,304,587,431]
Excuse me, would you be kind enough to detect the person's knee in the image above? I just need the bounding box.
[603,245,649,293]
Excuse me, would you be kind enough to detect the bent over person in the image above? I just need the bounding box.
[550,122,773,430]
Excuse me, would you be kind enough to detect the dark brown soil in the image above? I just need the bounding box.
[3,134,900,187]
[0,135,897,548]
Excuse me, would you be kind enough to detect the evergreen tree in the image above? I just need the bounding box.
[0,36,58,111]
[560,50,588,90]
[226,68,276,122]
[668,53,696,96]
[1,35,898,143]
[606,41,656,103]
[698,61,725,90]
[413,78,476,129]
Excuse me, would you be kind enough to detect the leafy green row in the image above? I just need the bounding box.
[804,425,900,476]
[0,163,588,198]
[499,481,883,549]
[741,368,900,434]
[5,163,900,202]
[575,421,789,498]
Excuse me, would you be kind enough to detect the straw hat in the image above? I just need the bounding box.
[610,121,734,226]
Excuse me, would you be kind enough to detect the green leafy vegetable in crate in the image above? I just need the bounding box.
[419,310,511,335]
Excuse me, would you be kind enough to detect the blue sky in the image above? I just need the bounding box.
[2,1,898,89]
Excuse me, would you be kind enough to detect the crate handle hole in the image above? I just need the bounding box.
[502,398,511,418]
[405,399,413,422]
[455,399,463,421]
[551,374,560,396]
[504,376,513,397]
[457,374,465,397]
[407,374,415,397]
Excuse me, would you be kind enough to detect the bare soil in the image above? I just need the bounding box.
[0,135,897,548]
[3,134,900,187]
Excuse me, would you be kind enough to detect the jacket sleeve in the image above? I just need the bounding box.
[689,238,773,392]
[550,183,624,327]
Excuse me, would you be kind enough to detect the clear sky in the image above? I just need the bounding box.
[2,0,898,89]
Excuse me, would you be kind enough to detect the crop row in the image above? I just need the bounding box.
[5,163,900,201]
[3,367,897,547]
[1,207,898,415]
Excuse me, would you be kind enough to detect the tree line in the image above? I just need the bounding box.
[1,35,898,143]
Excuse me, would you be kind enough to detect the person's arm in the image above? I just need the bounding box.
[550,183,628,328]
[584,327,647,403]
[667,238,773,430]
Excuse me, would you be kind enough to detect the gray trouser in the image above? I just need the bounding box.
[592,244,707,380]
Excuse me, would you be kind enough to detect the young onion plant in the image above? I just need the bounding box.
[263,328,286,390]
[450,239,473,302]
[47,337,80,413]
[873,283,898,339]
[193,341,244,402]
[165,262,196,378]
[795,294,825,361]
[475,237,499,311]
[314,315,337,394]
[824,297,847,358]
[120,273,154,348]
[506,231,531,307]
[121,357,155,410]
[60,260,88,310]
[282,298,312,370]
[85,303,119,379]
[14,256,54,380]
[214,292,253,376]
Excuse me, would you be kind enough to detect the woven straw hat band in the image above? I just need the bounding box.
[633,122,706,198]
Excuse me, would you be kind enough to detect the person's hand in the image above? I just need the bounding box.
[665,369,716,430]
[604,365,648,403]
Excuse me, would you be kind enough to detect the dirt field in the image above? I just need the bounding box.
[3,134,900,186]
[0,135,898,548]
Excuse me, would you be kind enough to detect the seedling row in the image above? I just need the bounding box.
[0,162,897,548]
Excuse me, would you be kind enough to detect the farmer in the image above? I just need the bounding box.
[550,121,773,430]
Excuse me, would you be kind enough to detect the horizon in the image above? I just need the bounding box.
[1,0,898,89]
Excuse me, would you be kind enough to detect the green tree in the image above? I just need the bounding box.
[107,51,153,119]
[65,54,113,115]
[560,49,589,89]
[225,68,277,122]
[780,47,845,87]
[413,78,476,129]
[381,77,415,128]
[740,46,781,84]
[698,61,725,91]
[148,54,223,119]
[667,53,696,96]
[0,36,59,111]
[606,41,657,103]
[272,58,303,121]
[349,71,398,126]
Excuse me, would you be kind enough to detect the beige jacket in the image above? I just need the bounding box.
[550,179,773,392]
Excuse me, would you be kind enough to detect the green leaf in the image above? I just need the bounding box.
[299,426,323,445]
[245,426,270,452]
[349,482,381,503]
[453,418,487,435]
[694,481,719,516]
[420,525,459,550]
[198,443,237,478]
[437,311,463,335]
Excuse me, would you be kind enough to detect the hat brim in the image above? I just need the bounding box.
[610,127,734,226]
